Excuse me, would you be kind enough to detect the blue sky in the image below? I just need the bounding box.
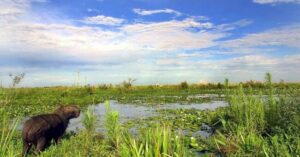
[0,0,300,87]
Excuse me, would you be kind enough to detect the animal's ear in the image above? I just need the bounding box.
[64,105,75,112]
[55,105,64,112]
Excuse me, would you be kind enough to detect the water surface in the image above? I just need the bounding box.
[68,100,228,132]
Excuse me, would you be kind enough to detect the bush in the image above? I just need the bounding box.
[179,81,189,89]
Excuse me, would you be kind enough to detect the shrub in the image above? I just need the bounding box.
[179,81,189,89]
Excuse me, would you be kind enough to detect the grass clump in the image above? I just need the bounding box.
[104,100,121,151]
[0,108,20,157]
[82,108,97,133]
[120,125,192,157]
[213,73,300,156]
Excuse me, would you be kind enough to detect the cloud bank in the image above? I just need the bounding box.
[253,0,300,4]
[0,0,299,86]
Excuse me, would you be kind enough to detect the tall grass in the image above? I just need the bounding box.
[225,85,265,134]
[214,73,300,156]
[0,108,19,157]
[119,125,192,157]
[82,108,97,133]
[104,100,121,150]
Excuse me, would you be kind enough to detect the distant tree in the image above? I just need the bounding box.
[122,78,137,89]
[9,73,25,87]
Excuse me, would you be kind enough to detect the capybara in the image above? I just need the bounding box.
[22,105,80,157]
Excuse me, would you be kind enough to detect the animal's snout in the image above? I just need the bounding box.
[72,107,80,118]
[75,110,80,117]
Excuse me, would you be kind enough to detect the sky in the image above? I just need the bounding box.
[0,0,300,87]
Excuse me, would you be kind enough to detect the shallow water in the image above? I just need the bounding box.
[68,100,156,132]
[68,100,228,132]
[158,101,227,110]
[187,94,225,99]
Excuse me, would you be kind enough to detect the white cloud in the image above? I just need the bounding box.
[253,0,300,4]
[225,55,277,67]
[133,8,182,16]
[0,0,46,16]
[188,16,210,21]
[82,15,125,25]
[0,0,29,19]
[0,0,257,70]
[177,52,211,58]
[87,8,99,13]
[0,0,48,24]
[155,54,300,80]
[215,19,253,31]
[122,19,219,51]
[0,14,224,62]
[222,25,300,49]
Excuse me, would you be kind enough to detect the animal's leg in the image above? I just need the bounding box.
[22,141,32,157]
[34,137,47,154]
[54,136,62,145]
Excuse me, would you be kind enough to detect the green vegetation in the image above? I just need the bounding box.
[212,74,300,156]
[0,101,192,157]
[0,73,299,156]
[0,108,20,157]
[1,78,299,118]
[82,108,97,133]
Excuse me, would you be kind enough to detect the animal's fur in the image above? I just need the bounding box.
[22,105,80,157]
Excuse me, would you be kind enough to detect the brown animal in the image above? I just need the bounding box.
[22,105,80,157]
